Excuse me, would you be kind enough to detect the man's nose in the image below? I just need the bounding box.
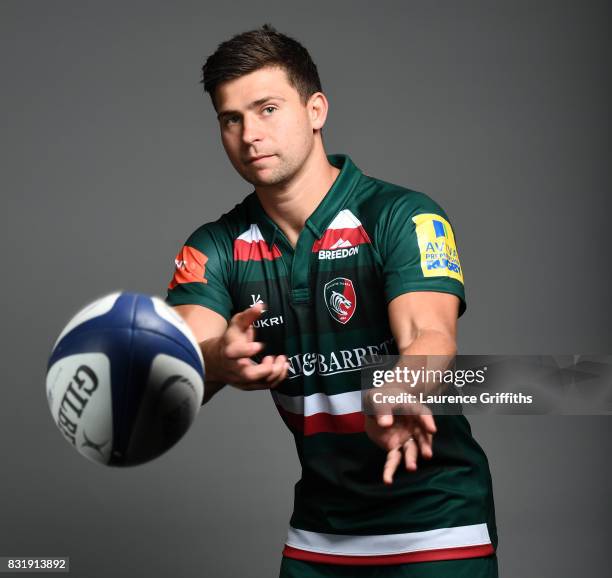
[241,113,263,144]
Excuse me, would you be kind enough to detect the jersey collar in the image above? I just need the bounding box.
[247,154,362,248]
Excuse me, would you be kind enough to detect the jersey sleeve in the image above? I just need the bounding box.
[165,225,233,321]
[377,191,467,316]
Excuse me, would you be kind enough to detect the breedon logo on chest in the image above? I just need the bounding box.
[313,209,371,260]
[324,277,357,324]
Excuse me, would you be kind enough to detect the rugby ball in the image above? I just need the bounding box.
[46,292,204,466]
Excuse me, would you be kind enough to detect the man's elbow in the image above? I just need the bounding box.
[398,327,457,357]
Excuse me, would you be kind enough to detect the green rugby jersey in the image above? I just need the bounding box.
[166,154,497,565]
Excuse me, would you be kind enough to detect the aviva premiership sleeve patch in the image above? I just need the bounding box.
[411,214,464,284]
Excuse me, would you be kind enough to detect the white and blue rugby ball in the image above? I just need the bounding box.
[46,292,204,466]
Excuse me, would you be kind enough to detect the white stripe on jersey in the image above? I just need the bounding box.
[272,390,362,417]
[286,523,492,556]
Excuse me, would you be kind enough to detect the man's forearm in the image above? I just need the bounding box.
[200,337,227,404]
[396,328,456,396]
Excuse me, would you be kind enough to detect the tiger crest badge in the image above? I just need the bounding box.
[324,277,357,324]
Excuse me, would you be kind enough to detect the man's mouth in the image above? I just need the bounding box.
[246,154,274,164]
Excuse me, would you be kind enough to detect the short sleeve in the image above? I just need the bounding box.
[165,226,233,321]
[377,192,466,316]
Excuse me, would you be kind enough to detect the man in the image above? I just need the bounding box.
[167,24,498,578]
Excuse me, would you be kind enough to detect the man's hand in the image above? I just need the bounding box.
[364,393,436,485]
[369,291,458,484]
[202,303,289,391]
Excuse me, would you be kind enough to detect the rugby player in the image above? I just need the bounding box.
[167,24,498,578]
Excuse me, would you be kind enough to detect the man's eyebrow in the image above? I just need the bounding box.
[216,96,286,120]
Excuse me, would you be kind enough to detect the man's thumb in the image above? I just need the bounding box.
[234,303,266,331]
[376,414,394,427]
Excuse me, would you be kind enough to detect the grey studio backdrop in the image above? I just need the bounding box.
[0,1,610,577]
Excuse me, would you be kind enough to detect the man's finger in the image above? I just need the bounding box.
[232,303,266,331]
[418,413,437,434]
[230,355,289,389]
[264,356,286,383]
[268,357,290,388]
[383,447,402,485]
[417,431,434,459]
[240,361,282,383]
[404,438,418,471]
[224,340,264,359]
[376,414,394,428]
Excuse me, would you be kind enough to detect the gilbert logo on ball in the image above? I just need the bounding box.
[46,292,204,466]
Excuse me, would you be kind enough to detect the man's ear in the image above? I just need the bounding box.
[308,92,329,131]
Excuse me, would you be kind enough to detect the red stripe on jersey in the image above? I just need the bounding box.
[169,246,208,289]
[276,406,365,435]
[233,239,281,261]
[304,412,365,435]
[312,227,372,252]
[282,543,495,566]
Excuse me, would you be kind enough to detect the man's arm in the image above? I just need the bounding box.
[388,291,458,357]
[365,291,459,484]
[174,303,288,405]
[174,304,229,404]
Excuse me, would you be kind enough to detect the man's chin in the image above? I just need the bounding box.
[241,169,287,188]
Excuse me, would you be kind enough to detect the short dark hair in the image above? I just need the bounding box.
[201,24,322,108]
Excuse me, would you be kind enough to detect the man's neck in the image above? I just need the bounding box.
[254,145,340,248]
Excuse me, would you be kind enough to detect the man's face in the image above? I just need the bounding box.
[214,66,316,187]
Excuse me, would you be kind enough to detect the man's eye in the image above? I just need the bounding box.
[224,116,240,126]
[263,106,277,115]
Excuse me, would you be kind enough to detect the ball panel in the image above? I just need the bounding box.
[151,296,204,367]
[48,327,134,463]
[46,353,114,464]
[52,292,121,351]
[132,295,204,375]
[107,328,204,466]
[121,353,204,465]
